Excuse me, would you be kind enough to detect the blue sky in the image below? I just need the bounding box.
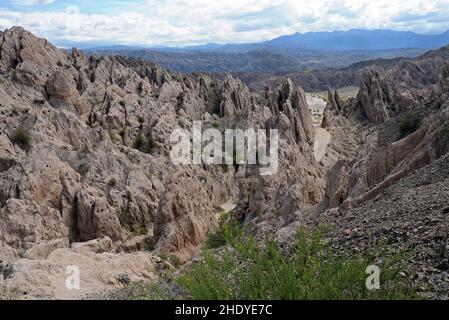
[1,0,449,47]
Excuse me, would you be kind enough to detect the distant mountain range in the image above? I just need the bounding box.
[84,29,449,73]
[254,29,449,51]
[88,29,449,52]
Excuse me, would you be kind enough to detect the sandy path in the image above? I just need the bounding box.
[313,127,331,162]
[220,202,237,212]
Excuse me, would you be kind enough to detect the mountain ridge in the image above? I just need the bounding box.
[79,28,449,74]
[77,28,449,52]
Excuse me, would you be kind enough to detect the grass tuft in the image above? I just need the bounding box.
[10,128,32,153]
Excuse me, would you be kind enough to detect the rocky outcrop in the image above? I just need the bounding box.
[236,79,326,229]
[46,70,77,99]
[324,160,350,209]
[3,237,159,299]
[271,79,315,148]
[219,75,251,117]
[320,71,449,212]
[0,27,240,278]
[355,70,393,124]
[155,171,218,260]
[314,153,449,299]
[322,89,342,129]
[0,199,69,253]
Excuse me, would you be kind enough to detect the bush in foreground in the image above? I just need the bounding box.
[178,227,417,300]
[10,128,32,153]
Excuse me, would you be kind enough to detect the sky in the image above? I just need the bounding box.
[1,0,449,47]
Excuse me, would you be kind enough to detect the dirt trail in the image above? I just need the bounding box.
[313,127,331,162]
[220,202,237,212]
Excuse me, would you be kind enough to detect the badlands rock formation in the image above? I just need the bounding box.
[1,26,449,299]
[285,59,449,299]
[0,27,328,298]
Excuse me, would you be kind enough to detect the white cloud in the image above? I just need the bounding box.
[1,0,449,46]
[9,0,55,5]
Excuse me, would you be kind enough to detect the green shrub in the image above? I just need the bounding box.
[133,133,144,150]
[398,112,421,138]
[107,177,117,187]
[117,208,133,227]
[77,162,90,178]
[178,227,416,300]
[137,116,145,124]
[131,227,149,236]
[208,84,222,112]
[10,128,32,153]
[145,240,155,252]
[133,133,151,153]
[168,255,182,268]
[156,252,183,268]
[157,252,168,262]
[109,131,120,143]
[204,211,238,250]
[204,229,227,249]
[116,273,131,285]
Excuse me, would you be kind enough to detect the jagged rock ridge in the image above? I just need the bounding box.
[0,27,327,298]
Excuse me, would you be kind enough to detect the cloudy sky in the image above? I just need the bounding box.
[1,0,449,47]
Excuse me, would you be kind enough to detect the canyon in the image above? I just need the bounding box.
[0,26,449,299]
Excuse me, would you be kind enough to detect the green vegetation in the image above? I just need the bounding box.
[117,208,134,228]
[10,128,32,153]
[77,162,90,178]
[168,255,182,268]
[116,273,131,285]
[133,133,151,153]
[397,112,421,138]
[137,116,145,124]
[208,83,222,112]
[204,211,235,249]
[107,177,117,187]
[131,227,149,236]
[133,133,145,151]
[178,227,416,300]
[157,253,182,268]
[109,131,120,143]
[145,239,155,252]
[211,122,220,129]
